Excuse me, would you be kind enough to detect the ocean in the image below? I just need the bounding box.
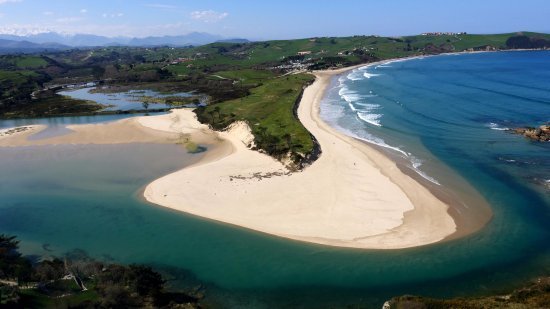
[0,51,548,308]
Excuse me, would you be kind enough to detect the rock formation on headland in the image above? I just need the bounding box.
[510,124,550,142]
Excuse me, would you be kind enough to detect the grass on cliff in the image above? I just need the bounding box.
[195,73,315,163]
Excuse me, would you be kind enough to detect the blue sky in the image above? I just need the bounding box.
[0,0,548,39]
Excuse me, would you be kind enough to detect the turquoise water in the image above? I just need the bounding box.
[0,52,549,308]
[59,87,194,111]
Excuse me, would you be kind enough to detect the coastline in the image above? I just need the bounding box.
[319,57,494,241]
[0,56,495,249]
[141,64,462,249]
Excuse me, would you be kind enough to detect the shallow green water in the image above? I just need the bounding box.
[0,142,548,308]
[0,52,549,308]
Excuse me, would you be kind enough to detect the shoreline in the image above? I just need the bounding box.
[141,66,464,249]
[317,57,493,242]
[0,56,495,249]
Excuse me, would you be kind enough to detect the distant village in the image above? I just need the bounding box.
[421,32,467,36]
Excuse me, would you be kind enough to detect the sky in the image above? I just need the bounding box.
[0,0,548,39]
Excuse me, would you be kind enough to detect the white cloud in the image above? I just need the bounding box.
[145,3,177,9]
[190,10,228,23]
[0,0,22,5]
[0,25,51,36]
[80,9,87,14]
[102,12,124,18]
[55,16,82,23]
[0,22,196,38]
[42,11,54,16]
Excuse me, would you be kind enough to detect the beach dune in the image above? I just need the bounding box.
[142,70,457,249]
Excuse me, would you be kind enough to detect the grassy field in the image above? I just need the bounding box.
[18,282,100,308]
[161,32,550,75]
[2,31,549,164]
[196,73,315,165]
[213,69,275,82]
[14,56,49,69]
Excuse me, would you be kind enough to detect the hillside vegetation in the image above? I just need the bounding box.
[0,235,203,308]
[386,277,550,309]
[196,73,316,167]
[1,32,549,164]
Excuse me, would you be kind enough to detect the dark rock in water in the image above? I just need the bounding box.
[510,124,550,142]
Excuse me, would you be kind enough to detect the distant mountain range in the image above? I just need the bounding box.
[0,31,250,53]
[0,38,69,54]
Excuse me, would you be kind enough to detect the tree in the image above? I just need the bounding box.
[0,235,21,279]
[506,35,532,49]
[127,265,164,297]
[33,259,65,282]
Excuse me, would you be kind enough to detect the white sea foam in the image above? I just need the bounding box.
[363,72,380,79]
[342,94,361,103]
[352,133,409,157]
[338,85,373,106]
[487,122,509,131]
[330,56,441,186]
[323,103,443,187]
[346,69,367,81]
[346,74,363,81]
[410,157,441,185]
[355,103,380,109]
[357,112,382,127]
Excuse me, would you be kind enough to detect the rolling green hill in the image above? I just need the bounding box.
[1,31,548,164]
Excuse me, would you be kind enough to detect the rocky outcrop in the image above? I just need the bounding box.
[384,277,550,309]
[511,124,550,142]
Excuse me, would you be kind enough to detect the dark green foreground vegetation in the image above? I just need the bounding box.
[0,235,202,308]
[3,235,550,308]
[1,32,549,165]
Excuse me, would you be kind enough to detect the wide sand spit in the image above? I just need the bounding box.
[142,70,459,249]
[1,66,492,249]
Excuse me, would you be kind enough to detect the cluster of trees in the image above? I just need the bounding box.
[0,72,45,111]
[423,43,455,54]
[0,235,201,308]
[102,64,172,82]
[506,35,550,49]
[196,104,308,166]
[251,126,307,165]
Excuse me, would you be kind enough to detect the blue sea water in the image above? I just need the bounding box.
[322,51,550,198]
[0,51,549,308]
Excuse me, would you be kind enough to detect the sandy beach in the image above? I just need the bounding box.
[141,67,458,249]
[0,65,473,249]
[0,118,183,147]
